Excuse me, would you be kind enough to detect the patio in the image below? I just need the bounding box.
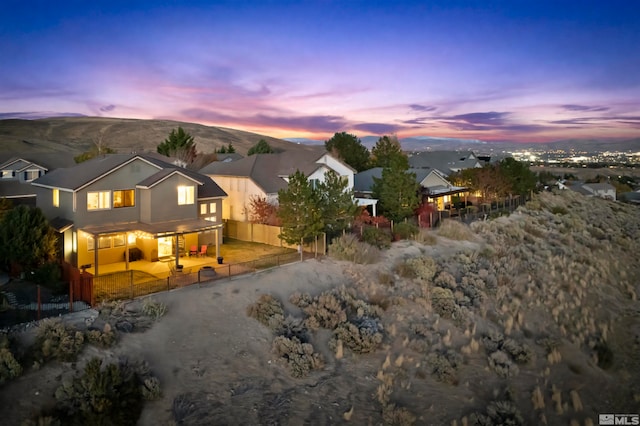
[84,238,296,278]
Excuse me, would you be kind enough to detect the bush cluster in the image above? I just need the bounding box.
[468,400,524,426]
[271,336,324,378]
[52,357,148,425]
[35,319,85,362]
[0,333,22,385]
[425,351,461,385]
[328,233,381,264]
[141,298,168,321]
[246,294,285,330]
[430,287,459,319]
[332,317,383,354]
[395,256,437,281]
[482,331,532,364]
[393,222,419,240]
[303,293,347,330]
[361,227,392,249]
[85,326,117,348]
[437,220,476,241]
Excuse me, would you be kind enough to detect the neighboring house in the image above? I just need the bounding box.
[31,153,227,274]
[0,153,78,205]
[407,151,483,175]
[354,167,468,212]
[215,153,243,163]
[582,183,616,201]
[556,180,617,201]
[200,148,376,221]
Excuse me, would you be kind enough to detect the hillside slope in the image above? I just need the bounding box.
[0,117,310,156]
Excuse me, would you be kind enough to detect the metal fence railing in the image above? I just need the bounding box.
[89,250,307,305]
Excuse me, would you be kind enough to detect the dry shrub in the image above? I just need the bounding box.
[378,272,394,286]
[246,294,285,331]
[35,319,85,362]
[289,291,313,308]
[393,222,419,240]
[482,332,532,364]
[53,357,146,425]
[328,233,381,263]
[303,293,347,330]
[437,219,476,241]
[85,327,117,348]
[382,404,417,426]
[142,298,168,321]
[425,351,462,385]
[361,227,392,249]
[271,336,324,378]
[395,256,437,281]
[431,287,459,319]
[0,347,22,384]
[488,351,519,378]
[469,400,524,426]
[415,229,437,245]
[275,316,309,342]
[332,317,383,354]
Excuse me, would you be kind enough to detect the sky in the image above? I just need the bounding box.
[1,0,639,142]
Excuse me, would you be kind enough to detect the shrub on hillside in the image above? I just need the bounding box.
[425,351,461,385]
[271,336,324,378]
[431,287,459,319]
[53,357,146,425]
[246,294,285,331]
[35,319,85,362]
[142,298,168,321]
[437,220,475,241]
[0,333,22,384]
[394,256,437,281]
[393,222,419,240]
[85,326,117,348]
[361,227,392,249]
[328,234,381,264]
[468,400,524,426]
[488,350,519,378]
[303,292,347,330]
[331,317,383,354]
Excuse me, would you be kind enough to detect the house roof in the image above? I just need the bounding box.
[0,153,77,171]
[32,153,226,198]
[582,183,615,191]
[0,180,37,198]
[200,148,344,194]
[353,166,463,194]
[79,217,222,238]
[407,150,480,175]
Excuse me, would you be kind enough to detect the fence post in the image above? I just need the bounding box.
[69,280,74,313]
[228,263,231,277]
[130,269,134,300]
[37,285,41,320]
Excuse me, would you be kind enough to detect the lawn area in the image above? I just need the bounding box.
[216,238,296,264]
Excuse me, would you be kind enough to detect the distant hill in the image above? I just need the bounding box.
[0,117,314,156]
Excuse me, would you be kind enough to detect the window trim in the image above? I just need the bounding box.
[113,189,135,208]
[177,185,195,205]
[87,190,111,211]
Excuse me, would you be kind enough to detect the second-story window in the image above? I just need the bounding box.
[177,185,194,205]
[200,203,207,215]
[87,191,111,210]
[113,189,135,208]
[53,189,59,207]
[24,170,40,181]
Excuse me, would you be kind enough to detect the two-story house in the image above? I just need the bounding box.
[199,148,376,221]
[31,153,227,274]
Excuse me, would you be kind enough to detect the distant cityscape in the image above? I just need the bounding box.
[503,148,640,166]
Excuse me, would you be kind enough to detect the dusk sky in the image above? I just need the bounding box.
[1,0,639,142]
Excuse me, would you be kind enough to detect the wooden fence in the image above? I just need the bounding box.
[224,220,326,255]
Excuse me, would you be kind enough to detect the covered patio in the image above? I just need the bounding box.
[78,218,223,276]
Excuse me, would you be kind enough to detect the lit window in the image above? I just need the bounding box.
[87,236,94,251]
[113,189,135,208]
[209,202,216,213]
[177,185,194,205]
[1,170,13,178]
[200,204,207,215]
[87,191,111,210]
[24,170,40,181]
[98,236,111,249]
[53,189,59,207]
[205,216,217,222]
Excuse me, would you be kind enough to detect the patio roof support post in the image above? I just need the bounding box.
[94,233,99,276]
[215,228,220,259]
[175,234,180,269]
[373,202,377,217]
[124,232,130,271]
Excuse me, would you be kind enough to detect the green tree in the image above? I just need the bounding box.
[317,170,358,237]
[372,159,420,222]
[74,133,116,163]
[371,135,408,169]
[324,132,370,172]
[0,205,57,273]
[157,127,197,166]
[215,143,236,154]
[498,157,537,195]
[248,139,275,156]
[277,171,324,245]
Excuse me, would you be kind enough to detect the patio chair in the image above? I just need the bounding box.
[189,245,198,257]
[199,245,208,257]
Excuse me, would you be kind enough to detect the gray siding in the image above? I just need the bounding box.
[146,174,198,223]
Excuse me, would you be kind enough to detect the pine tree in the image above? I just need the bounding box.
[324,132,370,172]
[248,139,274,156]
[277,171,324,245]
[372,159,420,223]
[317,170,358,237]
[157,127,197,167]
[371,135,407,169]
